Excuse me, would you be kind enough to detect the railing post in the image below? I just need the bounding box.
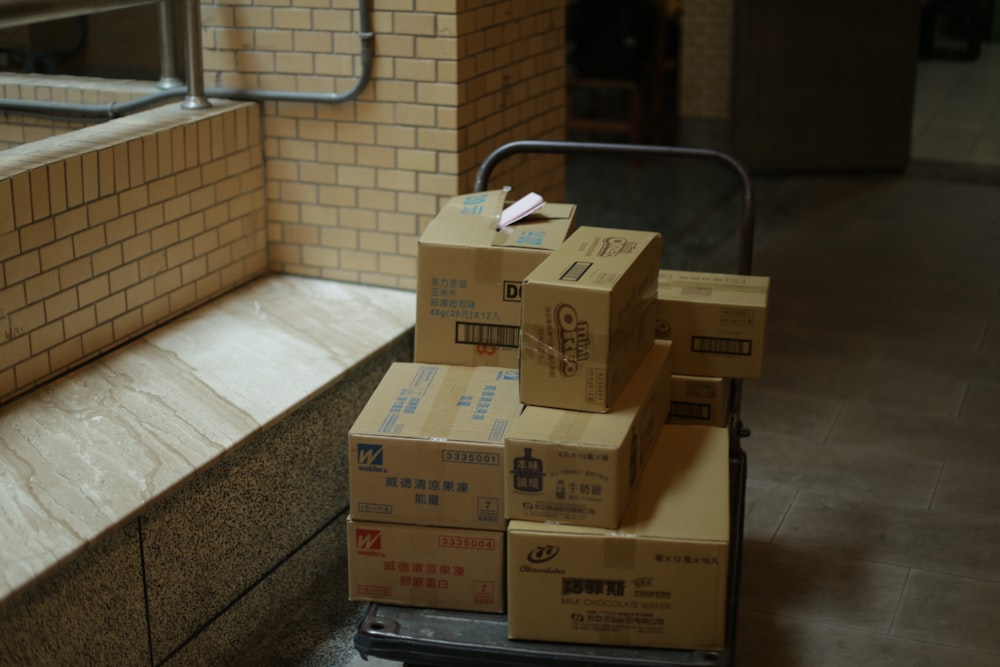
[157,0,182,89]
[181,0,210,109]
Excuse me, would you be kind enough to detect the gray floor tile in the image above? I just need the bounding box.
[893,569,1000,655]
[740,386,841,442]
[912,129,978,162]
[743,480,797,544]
[827,403,1000,468]
[871,340,1000,388]
[776,491,1000,581]
[847,353,969,420]
[736,608,993,667]
[744,433,941,508]
[985,322,1000,355]
[958,380,1000,428]
[931,460,1000,515]
[971,141,1000,165]
[750,329,878,402]
[740,541,908,633]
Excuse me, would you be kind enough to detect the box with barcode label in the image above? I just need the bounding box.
[348,363,523,530]
[668,375,731,427]
[348,518,505,612]
[519,226,661,412]
[505,340,672,529]
[656,270,769,379]
[415,190,576,368]
[507,424,730,649]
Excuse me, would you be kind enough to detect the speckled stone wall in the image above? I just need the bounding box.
[0,522,148,666]
[0,330,412,667]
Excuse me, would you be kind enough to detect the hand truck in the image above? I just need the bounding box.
[353,139,756,667]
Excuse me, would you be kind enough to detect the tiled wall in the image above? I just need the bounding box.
[200,0,568,290]
[1,0,568,401]
[0,100,267,404]
[0,74,163,151]
[679,0,734,120]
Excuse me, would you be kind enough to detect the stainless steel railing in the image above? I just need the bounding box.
[0,0,373,118]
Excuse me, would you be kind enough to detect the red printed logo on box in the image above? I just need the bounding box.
[355,528,383,556]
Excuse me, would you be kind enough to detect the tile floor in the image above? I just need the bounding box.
[911,43,1000,167]
[730,169,1000,665]
[334,46,1000,667]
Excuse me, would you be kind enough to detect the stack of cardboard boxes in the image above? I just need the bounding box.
[347,192,768,652]
[657,269,769,429]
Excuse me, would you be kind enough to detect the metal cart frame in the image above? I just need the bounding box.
[354,140,755,667]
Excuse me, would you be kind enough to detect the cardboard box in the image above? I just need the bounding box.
[656,270,769,379]
[348,518,505,613]
[505,340,672,529]
[415,190,576,368]
[520,226,661,412]
[668,375,731,427]
[507,424,730,650]
[348,363,523,529]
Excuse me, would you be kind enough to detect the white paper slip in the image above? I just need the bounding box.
[498,192,545,230]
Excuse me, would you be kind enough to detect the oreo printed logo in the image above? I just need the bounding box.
[597,236,636,257]
[555,304,590,376]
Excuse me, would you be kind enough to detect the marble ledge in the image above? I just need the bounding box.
[0,274,415,607]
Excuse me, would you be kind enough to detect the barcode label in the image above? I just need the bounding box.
[455,322,520,348]
[560,261,592,281]
[691,336,752,356]
[670,401,711,420]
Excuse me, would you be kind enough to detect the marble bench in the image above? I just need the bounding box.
[0,274,415,666]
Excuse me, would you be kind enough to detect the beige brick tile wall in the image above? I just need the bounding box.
[0,101,267,404]
[679,0,734,120]
[200,0,567,289]
[2,1,571,396]
[0,74,171,151]
[680,0,735,120]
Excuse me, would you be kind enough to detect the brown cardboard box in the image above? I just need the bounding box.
[347,518,505,613]
[505,340,672,529]
[656,270,769,379]
[520,226,661,412]
[507,424,730,650]
[348,363,523,530]
[668,375,731,427]
[415,190,576,368]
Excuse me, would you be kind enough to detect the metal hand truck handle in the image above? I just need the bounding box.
[473,139,755,275]
[474,139,756,447]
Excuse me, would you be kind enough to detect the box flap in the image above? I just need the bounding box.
[351,363,523,444]
[419,192,576,253]
[490,202,577,250]
[419,191,508,247]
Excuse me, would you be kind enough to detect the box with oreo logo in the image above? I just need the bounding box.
[519,226,661,412]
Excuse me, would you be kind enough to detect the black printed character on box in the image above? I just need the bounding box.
[512,448,544,493]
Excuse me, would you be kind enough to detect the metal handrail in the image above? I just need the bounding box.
[0,0,160,29]
[0,0,374,117]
